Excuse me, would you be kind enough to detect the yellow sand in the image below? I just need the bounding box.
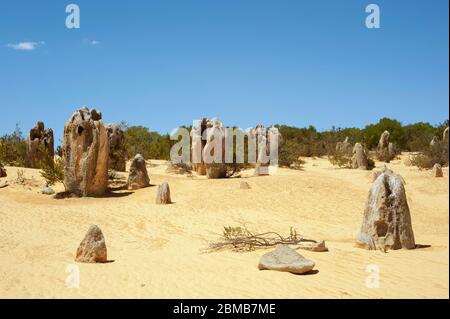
[0,154,448,298]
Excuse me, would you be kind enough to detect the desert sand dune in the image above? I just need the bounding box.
[0,154,448,298]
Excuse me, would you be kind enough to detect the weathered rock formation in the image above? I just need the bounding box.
[351,143,369,170]
[26,121,54,168]
[63,108,109,197]
[431,163,443,177]
[378,131,390,150]
[106,124,126,172]
[258,245,315,274]
[75,225,107,263]
[127,154,150,190]
[156,182,171,204]
[376,131,396,162]
[251,124,281,176]
[443,127,449,142]
[356,171,415,251]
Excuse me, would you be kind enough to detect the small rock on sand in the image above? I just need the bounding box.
[75,225,108,263]
[258,245,315,274]
[295,240,328,252]
[41,185,55,195]
[156,182,172,204]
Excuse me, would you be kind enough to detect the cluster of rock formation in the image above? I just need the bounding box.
[26,121,54,168]
[250,124,282,176]
[191,117,229,179]
[356,170,415,251]
[106,124,126,172]
[127,154,150,190]
[189,119,282,178]
[63,107,109,197]
[335,137,370,170]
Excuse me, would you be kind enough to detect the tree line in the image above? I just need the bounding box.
[1,117,448,170]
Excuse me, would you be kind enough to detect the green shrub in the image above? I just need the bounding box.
[0,124,27,167]
[124,126,170,160]
[367,157,376,170]
[38,147,65,187]
[410,138,449,169]
[39,157,65,187]
[327,150,352,168]
[410,154,433,169]
[278,139,306,168]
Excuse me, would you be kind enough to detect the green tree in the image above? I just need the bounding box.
[362,117,406,150]
[123,126,170,160]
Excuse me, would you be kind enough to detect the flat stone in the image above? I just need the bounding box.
[258,245,315,274]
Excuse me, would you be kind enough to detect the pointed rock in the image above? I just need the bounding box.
[127,154,150,190]
[75,225,107,263]
[357,172,415,250]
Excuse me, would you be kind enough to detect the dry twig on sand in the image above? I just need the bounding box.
[204,226,321,252]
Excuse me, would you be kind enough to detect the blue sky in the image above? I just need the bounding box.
[0,0,448,143]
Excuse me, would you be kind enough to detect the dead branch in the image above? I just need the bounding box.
[204,225,321,253]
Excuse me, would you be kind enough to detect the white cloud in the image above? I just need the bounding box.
[91,40,100,45]
[6,41,45,51]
